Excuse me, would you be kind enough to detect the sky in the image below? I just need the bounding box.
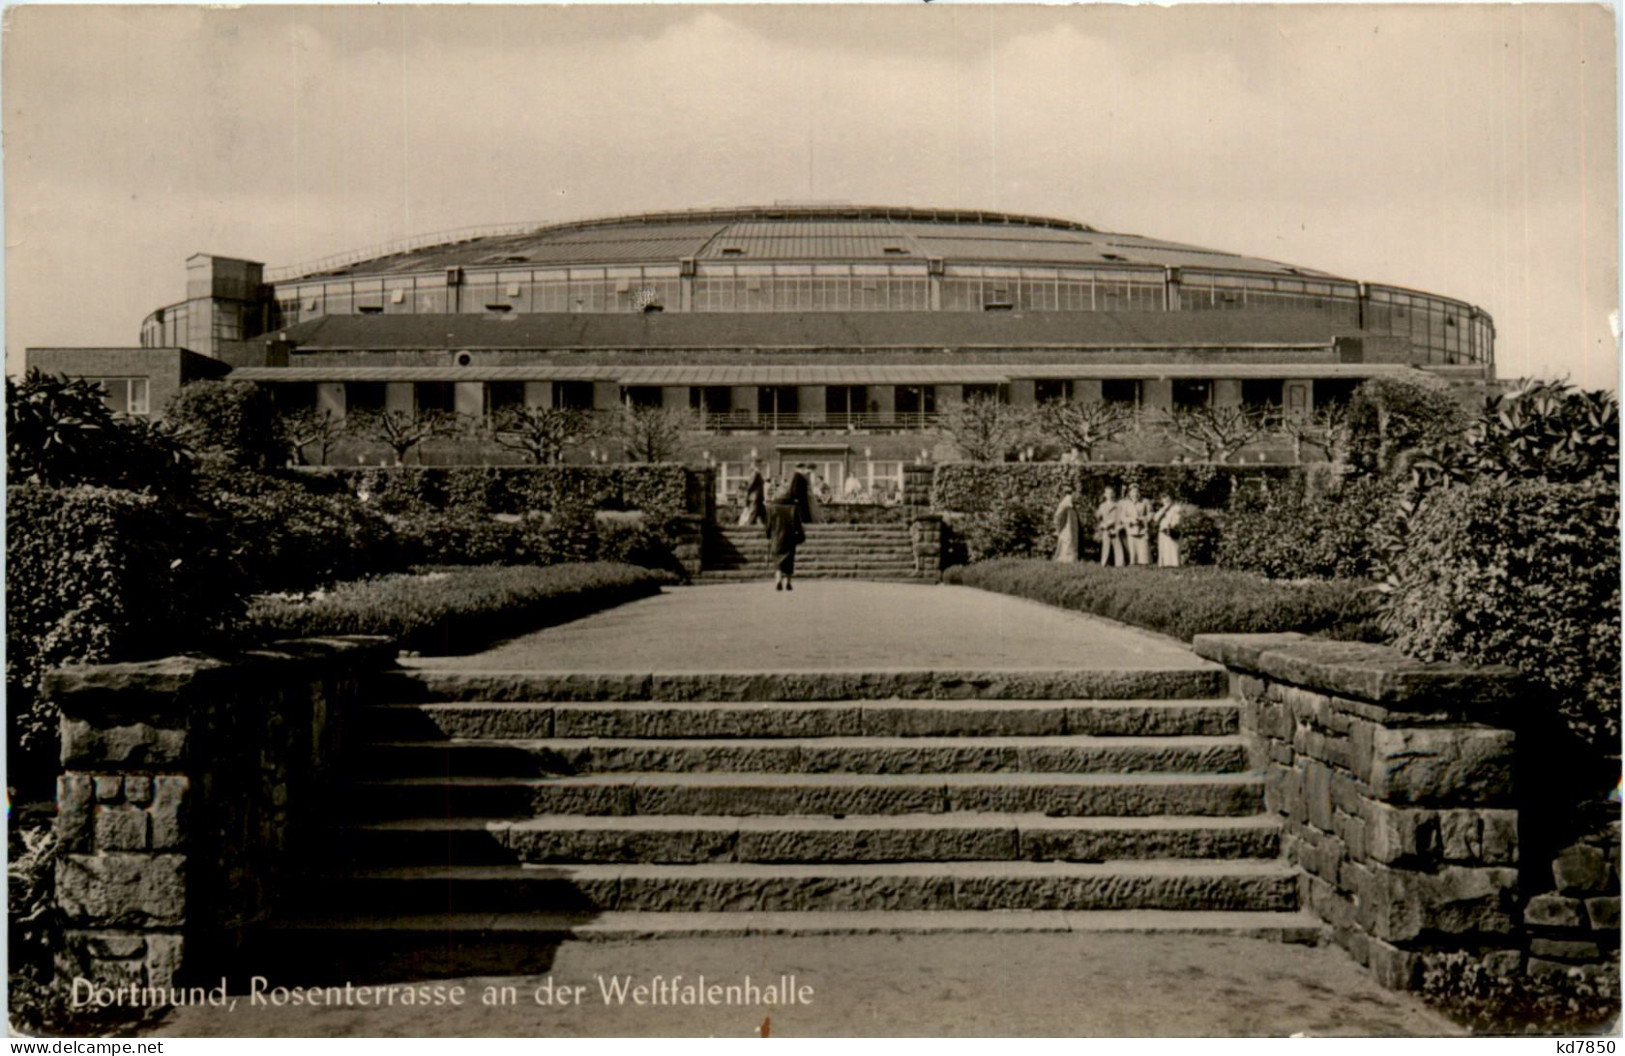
[3,3,1618,387]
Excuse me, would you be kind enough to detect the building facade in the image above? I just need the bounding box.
[33,205,1496,492]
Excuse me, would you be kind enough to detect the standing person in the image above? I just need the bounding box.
[1052,489,1081,563]
[1123,483,1154,566]
[740,460,767,526]
[791,465,821,525]
[766,473,808,591]
[1154,493,1184,567]
[1096,486,1125,566]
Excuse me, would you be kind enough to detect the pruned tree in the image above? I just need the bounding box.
[1034,400,1137,462]
[1275,403,1349,464]
[1162,405,1269,463]
[936,395,1033,462]
[346,409,456,466]
[607,405,693,463]
[488,406,594,464]
[284,408,344,466]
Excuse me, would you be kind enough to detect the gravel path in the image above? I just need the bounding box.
[404,582,1209,673]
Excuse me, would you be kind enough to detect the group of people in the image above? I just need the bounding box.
[1052,483,1185,567]
[739,462,816,591]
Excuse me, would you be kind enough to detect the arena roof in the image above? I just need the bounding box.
[270,205,1332,282]
[266,310,1368,351]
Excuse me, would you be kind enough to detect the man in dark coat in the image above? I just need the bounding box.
[742,461,767,526]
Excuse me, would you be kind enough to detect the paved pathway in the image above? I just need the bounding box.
[150,933,1460,1037]
[405,582,1206,673]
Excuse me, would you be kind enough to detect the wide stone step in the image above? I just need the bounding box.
[253,909,1324,981]
[348,771,1265,820]
[358,734,1252,778]
[316,859,1297,914]
[356,699,1239,741]
[382,667,1228,703]
[346,814,1280,865]
[696,571,924,583]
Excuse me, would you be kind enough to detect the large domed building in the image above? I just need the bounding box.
[32,204,1495,488]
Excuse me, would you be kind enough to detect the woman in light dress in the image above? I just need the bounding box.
[1052,489,1081,563]
[1153,493,1184,567]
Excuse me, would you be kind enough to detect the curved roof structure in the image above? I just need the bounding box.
[273,205,1333,282]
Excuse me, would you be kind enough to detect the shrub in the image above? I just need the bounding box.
[307,465,698,520]
[211,480,399,592]
[1216,472,1387,580]
[524,504,600,566]
[1381,479,1620,749]
[1173,507,1225,566]
[1418,951,1620,1036]
[164,379,289,471]
[931,462,1292,519]
[6,486,240,791]
[597,513,684,576]
[244,563,672,654]
[391,509,527,567]
[1343,373,1470,475]
[955,504,1051,562]
[945,559,1382,643]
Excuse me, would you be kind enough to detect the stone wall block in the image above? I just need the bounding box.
[1304,760,1334,832]
[1329,771,1368,816]
[1367,865,1519,943]
[1530,938,1602,961]
[1365,802,1440,865]
[1553,843,1611,896]
[94,807,150,852]
[1585,897,1620,932]
[148,775,190,850]
[1237,674,1267,701]
[57,853,186,927]
[1524,893,1585,928]
[124,775,153,806]
[1366,725,1515,805]
[61,720,188,770]
[95,776,123,802]
[1367,939,1421,990]
[58,773,96,853]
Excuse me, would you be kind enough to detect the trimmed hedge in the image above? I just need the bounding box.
[1216,471,1388,580]
[244,562,673,654]
[302,465,700,519]
[931,462,1295,517]
[1383,479,1621,748]
[211,478,399,591]
[945,559,1382,643]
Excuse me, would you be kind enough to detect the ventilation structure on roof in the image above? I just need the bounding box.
[1101,253,1129,263]
[358,305,384,315]
[720,247,746,257]
[883,246,909,255]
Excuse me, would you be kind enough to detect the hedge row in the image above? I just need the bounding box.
[931,462,1295,517]
[945,559,1382,643]
[244,562,674,654]
[298,465,707,519]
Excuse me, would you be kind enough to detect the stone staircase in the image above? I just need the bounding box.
[700,523,921,582]
[272,665,1318,971]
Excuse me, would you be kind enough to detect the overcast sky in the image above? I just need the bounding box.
[4,4,1617,387]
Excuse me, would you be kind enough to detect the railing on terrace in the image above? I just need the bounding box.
[693,411,941,433]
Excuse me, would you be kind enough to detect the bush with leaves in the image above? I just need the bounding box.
[164,379,289,471]
[1343,372,1470,475]
[1418,951,1620,1036]
[1382,479,1620,749]
[1216,472,1388,580]
[597,513,684,576]
[954,504,1052,563]
[523,503,600,566]
[210,479,400,591]
[1172,507,1225,566]
[6,369,191,492]
[391,509,527,567]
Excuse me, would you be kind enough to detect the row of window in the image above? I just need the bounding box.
[87,378,150,416]
[266,378,1361,421]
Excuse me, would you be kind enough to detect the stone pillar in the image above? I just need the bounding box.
[49,638,394,990]
[730,386,758,423]
[317,382,347,420]
[1142,378,1174,415]
[1213,379,1243,408]
[796,386,826,425]
[661,386,688,411]
[385,383,414,416]
[1073,379,1104,405]
[1008,380,1037,407]
[1192,633,1524,990]
[454,382,485,418]
[872,385,897,424]
[524,382,553,409]
[910,514,943,581]
[591,382,621,412]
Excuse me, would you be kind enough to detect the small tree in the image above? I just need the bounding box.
[1343,373,1469,475]
[1162,405,1269,463]
[285,408,345,466]
[488,406,594,464]
[936,396,1032,462]
[347,409,455,466]
[1276,403,1348,464]
[1034,400,1136,462]
[164,380,289,470]
[607,405,692,463]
